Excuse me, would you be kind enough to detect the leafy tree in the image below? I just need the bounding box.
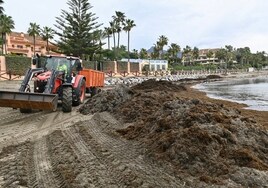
[215,48,227,62]
[27,22,41,56]
[206,50,213,59]
[225,45,233,52]
[123,19,136,61]
[243,47,251,64]
[0,0,4,15]
[129,48,139,59]
[248,51,267,68]
[54,0,102,58]
[0,14,14,54]
[41,26,54,54]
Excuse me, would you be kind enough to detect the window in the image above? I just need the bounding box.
[150,64,155,71]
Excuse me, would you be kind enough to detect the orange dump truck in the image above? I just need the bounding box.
[0,55,105,113]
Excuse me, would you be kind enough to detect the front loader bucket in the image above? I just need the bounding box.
[0,91,58,111]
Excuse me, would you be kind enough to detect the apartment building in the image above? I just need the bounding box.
[3,32,59,57]
[182,48,220,65]
[196,48,220,64]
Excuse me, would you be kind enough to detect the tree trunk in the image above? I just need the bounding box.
[117,32,120,49]
[46,39,49,54]
[1,33,4,55]
[127,31,130,62]
[107,35,110,50]
[33,35,36,57]
[4,33,7,55]
[113,31,116,60]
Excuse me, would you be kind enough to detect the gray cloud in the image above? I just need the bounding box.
[5,0,268,52]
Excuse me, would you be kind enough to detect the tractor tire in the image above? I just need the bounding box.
[73,79,86,106]
[20,108,32,113]
[62,87,72,112]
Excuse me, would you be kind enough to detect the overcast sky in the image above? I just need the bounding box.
[4,0,268,53]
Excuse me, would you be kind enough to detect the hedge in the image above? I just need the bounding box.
[5,56,32,76]
[82,61,97,69]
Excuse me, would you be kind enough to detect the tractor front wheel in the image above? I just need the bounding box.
[73,79,86,106]
[62,87,72,112]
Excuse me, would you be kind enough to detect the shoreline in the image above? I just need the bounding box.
[187,81,268,130]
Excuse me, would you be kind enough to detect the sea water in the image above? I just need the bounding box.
[194,76,268,111]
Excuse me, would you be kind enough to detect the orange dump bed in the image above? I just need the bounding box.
[79,69,105,88]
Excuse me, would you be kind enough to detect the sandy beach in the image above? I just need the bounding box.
[0,73,267,187]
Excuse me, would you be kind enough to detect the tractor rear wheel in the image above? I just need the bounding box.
[73,79,86,106]
[62,87,72,112]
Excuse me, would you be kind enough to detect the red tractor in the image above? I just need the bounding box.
[0,55,104,113]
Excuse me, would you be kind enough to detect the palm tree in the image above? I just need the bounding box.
[0,0,4,15]
[109,21,116,59]
[183,45,192,65]
[93,29,106,60]
[167,43,180,64]
[152,43,161,59]
[139,48,148,59]
[157,35,168,59]
[123,19,136,61]
[27,22,41,57]
[41,26,54,54]
[104,27,112,50]
[112,11,125,48]
[0,14,15,54]
[192,47,199,64]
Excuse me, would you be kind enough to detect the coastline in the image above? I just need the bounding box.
[188,72,268,129]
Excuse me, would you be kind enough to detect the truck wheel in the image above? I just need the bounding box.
[62,87,72,112]
[73,79,86,106]
[91,87,97,97]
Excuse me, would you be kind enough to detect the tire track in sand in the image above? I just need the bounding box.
[75,113,185,187]
[33,138,63,188]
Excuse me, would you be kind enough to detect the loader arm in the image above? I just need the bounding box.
[19,68,44,92]
[0,68,58,111]
[44,69,64,94]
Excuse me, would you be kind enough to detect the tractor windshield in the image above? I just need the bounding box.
[45,57,71,71]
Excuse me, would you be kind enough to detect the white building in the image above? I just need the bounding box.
[121,59,168,71]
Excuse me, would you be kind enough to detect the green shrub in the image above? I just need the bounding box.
[5,56,32,76]
[82,61,97,69]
